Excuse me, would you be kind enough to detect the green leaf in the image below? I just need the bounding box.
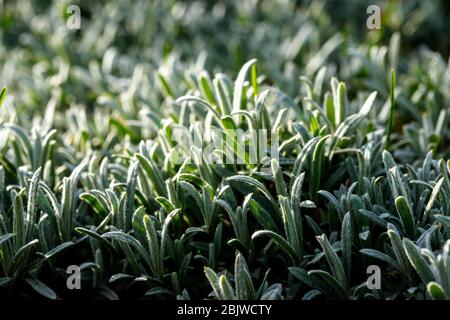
[204,267,223,300]
[271,159,287,197]
[0,233,14,247]
[143,213,164,280]
[75,227,117,254]
[310,135,329,197]
[176,95,222,124]
[289,267,338,298]
[234,253,254,299]
[5,124,34,167]
[25,278,57,300]
[359,91,377,116]
[219,275,235,300]
[395,196,416,238]
[43,241,74,261]
[232,59,257,113]
[360,249,400,271]
[13,193,26,251]
[252,230,299,265]
[318,190,344,220]
[387,228,410,276]
[279,195,302,257]
[403,238,434,284]
[341,212,352,283]
[227,175,274,203]
[427,282,446,300]
[0,87,6,107]
[135,153,167,197]
[423,177,444,224]
[316,234,347,288]
[39,181,68,242]
[102,231,153,274]
[26,168,41,242]
[290,172,305,216]
[0,277,12,288]
[358,209,387,228]
[308,270,347,300]
[124,161,139,231]
[335,82,347,125]
[8,239,39,276]
[248,199,279,233]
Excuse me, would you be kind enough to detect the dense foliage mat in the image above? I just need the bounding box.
[0,0,449,300]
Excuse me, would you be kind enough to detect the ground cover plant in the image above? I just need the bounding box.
[0,0,449,300]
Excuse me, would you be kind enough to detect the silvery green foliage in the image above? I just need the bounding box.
[0,0,450,300]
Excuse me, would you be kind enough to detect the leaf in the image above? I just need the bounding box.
[234,253,254,299]
[227,175,274,202]
[403,238,434,284]
[423,178,444,224]
[75,227,117,254]
[427,282,446,300]
[310,135,329,197]
[395,196,416,238]
[335,82,347,125]
[319,190,344,220]
[160,209,180,261]
[248,199,280,233]
[387,228,410,276]
[143,213,164,280]
[25,278,57,300]
[176,95,222,124]
[39,181,68,242]
[145,287,174,297]
[358,209,387,228]
[252,230,299,265]
[289,267,338,298]
[0,233,14,246]
[308,270,347,299]
[232,59,257,113]
[260,283,283,300]
[213,75,232,115]
[316,234,347,288]
[8,239,39,275]
[124,161,139,230]
[199,72,215,104]
[204,267,223,300]
[279,195,302,257]
[0,277,12,288]
[360,249,400,271]
[26,168,41,242]
[435,215,450,228]
[341,212,352,283]
[135,153,166,197]
[43,241,74,261]
[271,159,287,197]
[219,275,236,300]
[102,231,153,273]
[290,172,305,216]
[359,91,377,115]
[0,87,6,107]
[292,137,319,178]
[157,72,174,98]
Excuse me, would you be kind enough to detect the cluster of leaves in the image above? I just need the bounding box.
[0,0,449,300]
